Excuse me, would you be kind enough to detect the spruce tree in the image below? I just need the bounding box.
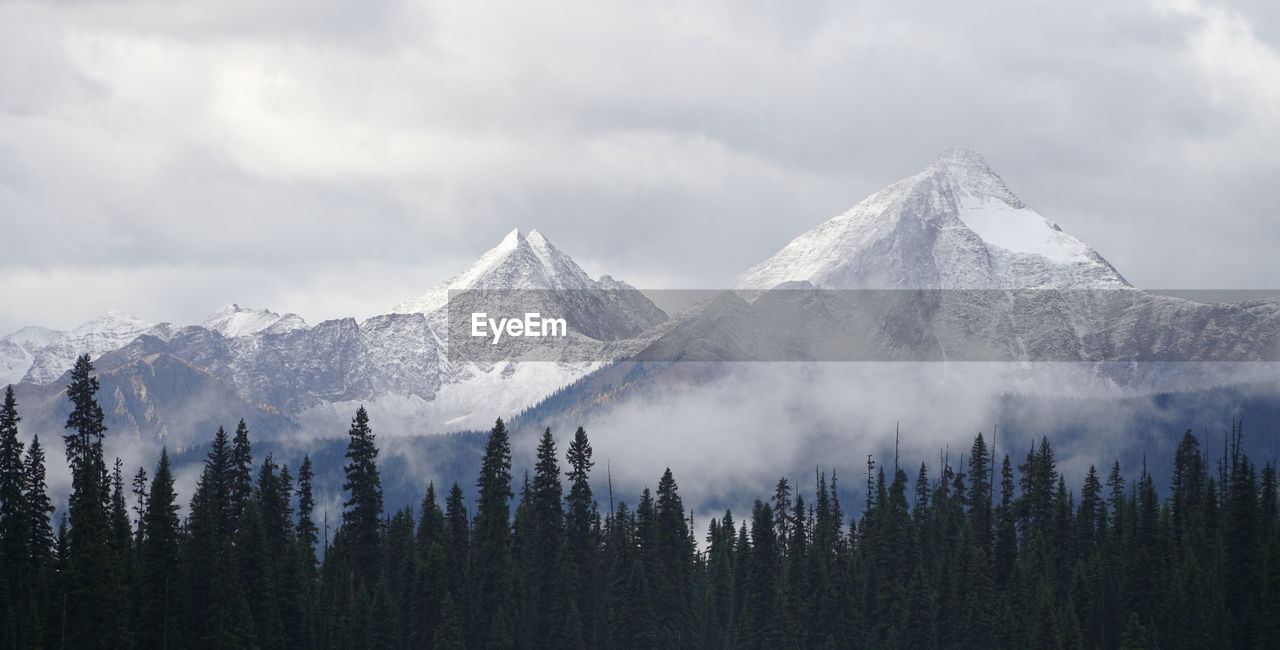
[61,354,117,649]
[22,434,54,647]
[471,418,516,648]
[968,432,993,551]
[743,500,779,648]
[181,425,248,647]
[138,449,180,650]
[443,482,470,600]
[229,418,254,526]
[295,454,318,567]
[105,459,134,648]
[341,406,383,597]
[654,467,693,645]
[0,385,27,645]
[563,426,597,640]
[529,428,566,647]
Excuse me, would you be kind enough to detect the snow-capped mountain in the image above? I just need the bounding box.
[4,229,668,439]
[202,304,307,338]
[736,147,1130,290]
[1,310,173,386]
[391,228,665,342]
[606,148,1280,389]
[393,229,599,314]
[6,150,1278,445]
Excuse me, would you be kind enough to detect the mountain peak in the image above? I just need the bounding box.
[927,147,1025,209]
[933,145,988,168]
[498,227,524,250]
[390,228,598,315]
[202,304,306,338]
[736,149,1129,290]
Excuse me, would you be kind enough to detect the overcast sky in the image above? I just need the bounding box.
[2,0,1278,334]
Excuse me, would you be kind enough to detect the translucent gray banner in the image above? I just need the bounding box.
[445,288,1280,363]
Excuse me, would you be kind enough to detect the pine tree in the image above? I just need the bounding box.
[528,428,566,647]
[1170,430,1203,543]
[341,406,383,596]
[743,500,779,648]
[106,458,134,648]
[138,448,180,650]
[288,455,320,648]
[295,454,318,566]
[22,434,54,647]
[443,482,469,600]
[1223,425,1261,647]
[0,385,27,646]
[417,482,445,551]
[1078,465,1103,553]
[61,354,118,649]
[994,455,1017,586]
[772,477,792,560]
[229,418,254,526]
[181,425,248,647]
[471,418,516,648]
[968,432,993,552]
[654,467,693,646]
[563,426,597,643]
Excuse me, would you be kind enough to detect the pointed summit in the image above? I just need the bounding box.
[929,146,1024,208]
[736,148,1129,290]
[390,229,606,315]
[497,227,524,249]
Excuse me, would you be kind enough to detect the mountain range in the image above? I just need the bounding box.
[5,148,1279,449]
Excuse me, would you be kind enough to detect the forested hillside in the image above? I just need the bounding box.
[2,356,1278,648]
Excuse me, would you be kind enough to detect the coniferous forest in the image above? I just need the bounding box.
[2,355,1280,649]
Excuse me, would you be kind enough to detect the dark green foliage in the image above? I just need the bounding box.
[137,448,180,649]
[471,417,516,648]
[0,385,28,646]
[181,424,251,648]
[7,399,1280,648]
[341,406,383,593]
[61,354,125,649]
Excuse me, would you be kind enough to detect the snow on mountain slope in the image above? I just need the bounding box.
[955,196,1092,265]
[202,304,308,338]
[1,326,58,386]
[736,147,1130,290]
[18,311,174,385]
[391,228,607,315]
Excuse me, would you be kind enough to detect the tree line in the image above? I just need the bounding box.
[1,353,1279,648]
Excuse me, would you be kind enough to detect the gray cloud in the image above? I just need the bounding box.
[2,0,1278,334]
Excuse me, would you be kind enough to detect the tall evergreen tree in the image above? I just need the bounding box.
[563,426,597,642]
[22,434,55,649]
[138,449,180,650]
[1171,430,1205,542]
[106,458,134,648]
[341,406,383,597]
[743,500,779,648]
[229,419,254,526]
[0,385,27,645]
[528,428,566,647]
[444,482,470,600]
[471,418,516,648]
[61,354,119,649]
[654,467,693,646]
[968,432,993,551]
[182,425,250,647]
[1078,464,1103,552]
[295,454,318,566]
